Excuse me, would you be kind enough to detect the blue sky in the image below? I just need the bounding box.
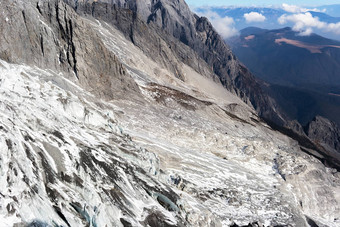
[186,0,340,7]
[189,1,340,39]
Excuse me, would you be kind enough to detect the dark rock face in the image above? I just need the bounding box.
[64,0,219,81]
[306,116,340,153]
[0,0,139,100]
[193,16,284,124]
[286,120,307,136]
[63,0,286,125]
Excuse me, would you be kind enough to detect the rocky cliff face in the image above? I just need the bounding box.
[62,0,286,126]
[305,116,340,165]
[64,0,340,172]
[0,0,139,100]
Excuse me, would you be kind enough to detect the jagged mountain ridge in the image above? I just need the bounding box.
[62,0,286,125]
[62,0,340,174]
[0,0,340,226]
[227,26,340,156]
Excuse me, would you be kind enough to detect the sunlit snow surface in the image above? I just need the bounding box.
[0,21,339,226]
[0,61,179,226]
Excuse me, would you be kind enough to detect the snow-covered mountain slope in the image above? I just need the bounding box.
[0,22,340,226]
[0,60,185,226]
[93,17,340,227]
[0,1,340,227]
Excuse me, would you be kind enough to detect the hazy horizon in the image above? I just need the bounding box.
[186,0,340,7]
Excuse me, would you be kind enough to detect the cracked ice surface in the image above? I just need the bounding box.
[0,61,181,226]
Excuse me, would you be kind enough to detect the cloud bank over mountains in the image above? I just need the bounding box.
[194,3,340,39]
[279,4,340,36]
[244,12,266,23]
[281,3,325,14]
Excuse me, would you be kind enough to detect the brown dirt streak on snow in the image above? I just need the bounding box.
[244,35,255,41]
[328,93,340,97]
[275,38,340,54]
[275,38,322,53]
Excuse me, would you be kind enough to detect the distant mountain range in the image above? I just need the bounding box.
[228,27,340,86]
[227,27,340,126]
[194,5,340,40]
[319,4,340,17]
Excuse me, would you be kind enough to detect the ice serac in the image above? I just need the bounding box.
[64,0,285,125]
[0,0,139,100]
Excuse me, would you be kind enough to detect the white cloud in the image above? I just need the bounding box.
[282,3,307,13]
[278,12,326,30]
[198,10,239,39]
[298,28,313,36]
[281,3,325,13]
[278,12,340,36]
[327,22,340,34]
[243,12,266,23]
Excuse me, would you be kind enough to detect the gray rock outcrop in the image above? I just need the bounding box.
[0,0,140,100]
[306,116,340,153]
[63,0,287,125]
